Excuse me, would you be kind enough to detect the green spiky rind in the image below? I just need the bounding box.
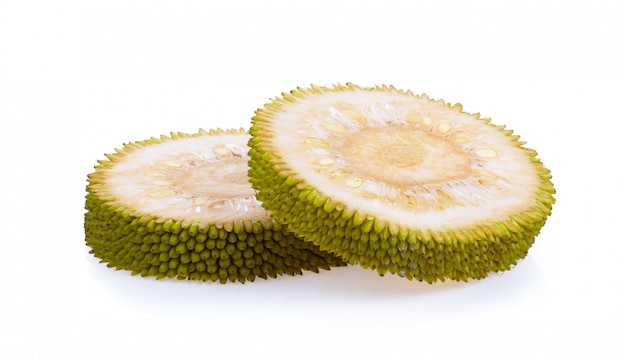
[85,128,345,284]
[248,83,555,283]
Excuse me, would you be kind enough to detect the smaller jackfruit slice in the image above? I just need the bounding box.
[84,128,345,284]
[248,84,556,283]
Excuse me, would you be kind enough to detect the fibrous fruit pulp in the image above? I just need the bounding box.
[85,128,345,283]
[248,84,555,283]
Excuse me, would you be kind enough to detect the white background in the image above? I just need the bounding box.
[1,1,624,357]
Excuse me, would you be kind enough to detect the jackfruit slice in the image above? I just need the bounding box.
[85,128,345,283]
[248,84,555,283]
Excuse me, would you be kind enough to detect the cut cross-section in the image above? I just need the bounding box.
[85,128,345,283]
[248,84,556,283]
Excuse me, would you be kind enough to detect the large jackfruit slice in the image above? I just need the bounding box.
[248,84,555,283]
[85,128,345,284]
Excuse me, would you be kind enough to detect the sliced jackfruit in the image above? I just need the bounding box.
[248,84,555,283]
[85,128,345,283]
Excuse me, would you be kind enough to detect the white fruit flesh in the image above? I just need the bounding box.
[265,88,542,231]
[94,132,269,227]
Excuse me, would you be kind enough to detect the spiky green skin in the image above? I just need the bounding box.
[84,130,345,284]
[248,84,555,283]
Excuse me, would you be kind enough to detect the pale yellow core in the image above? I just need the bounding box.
[147,155,253,203]
[98,134,269,226]
[340,125,472,188]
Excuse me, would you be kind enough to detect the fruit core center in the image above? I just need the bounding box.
[340,125,472,186]
[172,156,254,200]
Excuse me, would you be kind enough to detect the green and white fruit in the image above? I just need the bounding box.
[85,128,345,283]
[248,84,555,283]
